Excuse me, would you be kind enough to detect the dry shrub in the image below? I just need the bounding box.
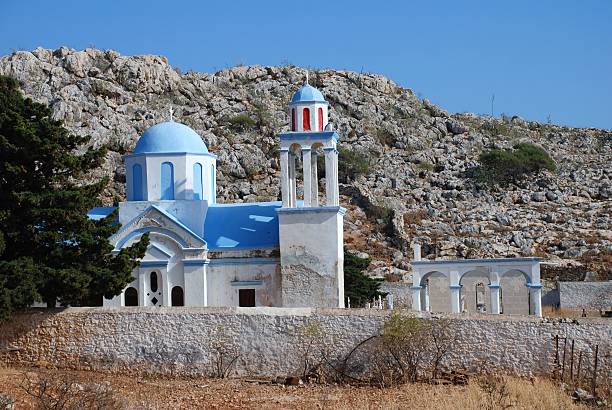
[478,375,512,410]
[209,326,240,379]
[578,248,612,280]
[294,320,327,380]
[383,272,402,282]
[339,315,457,387]
[20,371,123,410]
[379,315,430,383]
[403,209,428,226]
[0,394,15,409]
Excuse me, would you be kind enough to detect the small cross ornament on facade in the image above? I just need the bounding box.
[169,106,174,122]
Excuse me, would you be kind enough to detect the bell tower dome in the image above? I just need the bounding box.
[288,74,329,132]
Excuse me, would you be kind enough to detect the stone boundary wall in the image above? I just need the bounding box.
[541,281,559,307]
[559,281,612,310]
[0,307,610,378]
[379,282,412,307]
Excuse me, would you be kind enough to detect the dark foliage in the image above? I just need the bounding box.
[475,143,556,185]
[226,113,257,131]
[338,148,373,182]
[344,251,386,306]
[0,76,148,320]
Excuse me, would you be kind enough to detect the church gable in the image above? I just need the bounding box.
[142,242,174,261]
[110,205,206,250]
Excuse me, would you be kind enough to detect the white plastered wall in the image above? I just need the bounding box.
[289,102,328,132]
[124,153,216,202]
[103,232,209,307]
[206,261,281,307]
[277,208,344,308]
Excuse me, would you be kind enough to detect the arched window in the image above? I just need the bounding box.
[475,283,485,310]
[132,164,143,201]
[302,108,311,131]
[171,286,184,306]
[291,108,296,131]
[318,107,324,131]
[211,165,215,204]
[150,271,158,293]
[193,162,203,200]
[160,162,174,200]
[124,287,138,306]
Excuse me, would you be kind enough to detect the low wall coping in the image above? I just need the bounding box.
[13,307,612,325]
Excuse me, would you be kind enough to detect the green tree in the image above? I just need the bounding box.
[337,148,373,182]
[344,250,386,307]
[476,142,556,185]
[0,76,148,320]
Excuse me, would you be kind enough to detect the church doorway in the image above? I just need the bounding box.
[125,287,138,306]
[171,286,184,306]
[239,289,255,307]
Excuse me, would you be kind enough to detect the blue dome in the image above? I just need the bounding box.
[133,121,208,154]
[290,84,326,103]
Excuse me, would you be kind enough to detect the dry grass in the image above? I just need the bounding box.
[578,248,612,281]
[342,198,394,264]
[542,306,602,318]
[0,367,587,410]
[403,209,428,226]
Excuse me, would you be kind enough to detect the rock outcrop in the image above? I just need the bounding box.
[1,47,610,279]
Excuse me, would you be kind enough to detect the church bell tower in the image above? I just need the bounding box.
[276,75,345,308]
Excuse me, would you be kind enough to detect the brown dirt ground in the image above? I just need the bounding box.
[0,366,589,410]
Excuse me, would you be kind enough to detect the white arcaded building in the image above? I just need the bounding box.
[89,81,345,308]
[410,245,543,316]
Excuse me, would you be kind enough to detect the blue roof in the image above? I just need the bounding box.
[149,205,204,242]
[291,84,326,103]
[88,202,281,252]
[133,121,208,154]
[87,207,116,220]
[204,202,281,250]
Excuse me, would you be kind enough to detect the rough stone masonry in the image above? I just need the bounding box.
[0,308,610,378]
[558,281,612,310]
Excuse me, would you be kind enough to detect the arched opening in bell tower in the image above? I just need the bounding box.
[318,107,324,131]
[302,108,311,131]
[288,143,303,207]
[310,142,325,206]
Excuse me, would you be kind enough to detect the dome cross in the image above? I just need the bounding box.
[168,106,174,122]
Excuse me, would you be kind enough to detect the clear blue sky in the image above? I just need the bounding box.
[1,0,611,129]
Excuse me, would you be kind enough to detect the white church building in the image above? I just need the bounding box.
[87,79,542,316]
[89,81,345,308]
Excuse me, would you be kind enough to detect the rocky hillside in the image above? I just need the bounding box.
[1,47,610,280]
